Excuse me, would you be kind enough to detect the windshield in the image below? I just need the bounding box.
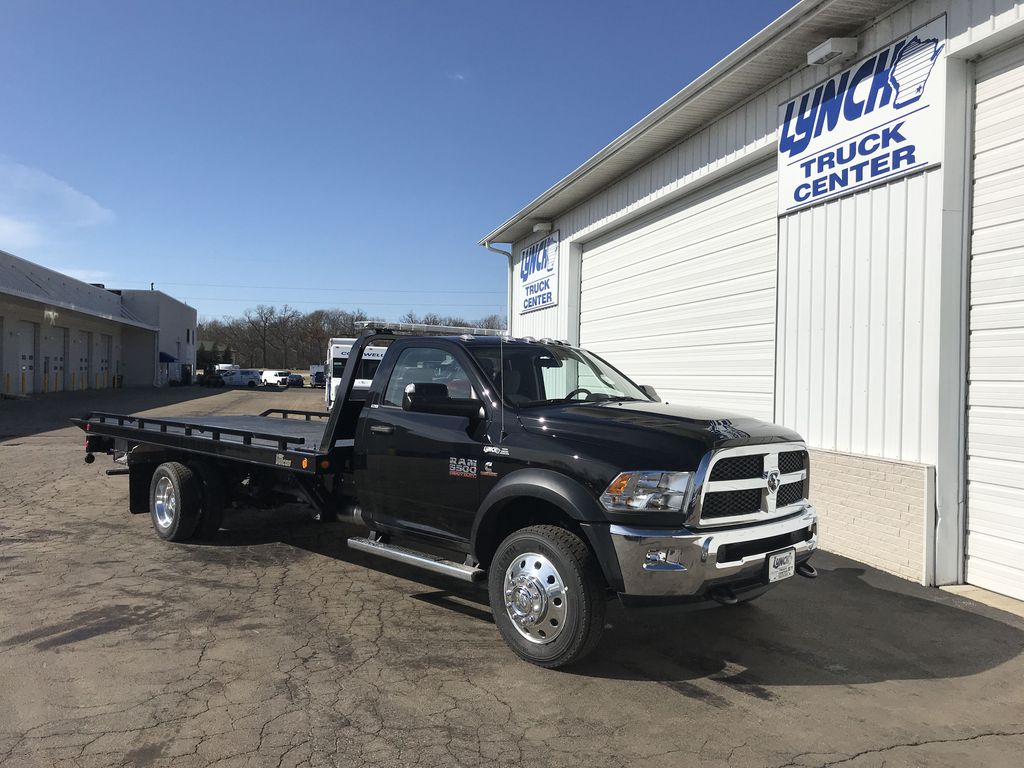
[470,343,649,408]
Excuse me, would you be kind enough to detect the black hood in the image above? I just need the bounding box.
[517,400,804,454]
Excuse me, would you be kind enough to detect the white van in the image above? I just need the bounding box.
[220,369,261,388]
[261,370,291,387]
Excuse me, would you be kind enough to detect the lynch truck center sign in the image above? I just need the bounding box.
[518,231,559,314]
[778,16,946,214]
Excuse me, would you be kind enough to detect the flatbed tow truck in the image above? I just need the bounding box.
[75,329,818,667]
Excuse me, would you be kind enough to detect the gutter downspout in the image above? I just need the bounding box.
[484,241,513,333]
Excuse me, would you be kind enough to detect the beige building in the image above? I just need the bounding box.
[0,249,196,393]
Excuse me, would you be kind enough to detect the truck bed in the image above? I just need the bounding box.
[73,409,348,474]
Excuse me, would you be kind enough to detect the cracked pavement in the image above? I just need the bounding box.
[1,387,1023,767]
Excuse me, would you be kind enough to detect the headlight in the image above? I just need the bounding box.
[600,471,693,512]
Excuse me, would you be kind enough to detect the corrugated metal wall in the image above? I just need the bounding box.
[776,169,943,463]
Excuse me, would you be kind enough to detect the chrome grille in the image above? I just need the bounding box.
[695,443,808,527]
[708,454,762,481]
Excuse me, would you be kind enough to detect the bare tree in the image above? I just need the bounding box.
[244,305,277,368]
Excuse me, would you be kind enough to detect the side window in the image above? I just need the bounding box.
[383,347,475,406]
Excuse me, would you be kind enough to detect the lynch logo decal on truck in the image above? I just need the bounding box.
[777,16,945,214]
[518,231,559,315]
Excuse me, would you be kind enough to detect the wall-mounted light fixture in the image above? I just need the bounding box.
[807,37,858,66]
[532,221,553,234]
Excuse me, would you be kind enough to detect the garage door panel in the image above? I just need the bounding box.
[968,484,1024,542]
[604,342,775,377]
[967,42,1024,598]
[966,455,1024,492]
[580,158,777,423]
[584,172,775,262]
[581,271,775,321]
[966,139,1024,182]
[583,212,776,284]
[581,291,777,341]
[581,230,775,293]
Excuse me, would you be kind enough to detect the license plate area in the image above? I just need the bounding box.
[767,547,796,583]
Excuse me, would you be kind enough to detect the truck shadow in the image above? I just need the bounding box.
[576,555,1024,689]
[206,512,1024,689]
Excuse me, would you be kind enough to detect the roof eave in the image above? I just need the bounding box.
[479,0,837,248]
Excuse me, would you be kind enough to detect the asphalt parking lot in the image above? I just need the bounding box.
[1,387,1023,768]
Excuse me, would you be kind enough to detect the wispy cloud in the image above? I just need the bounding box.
[447,72,467,82]
[0,159,114,255]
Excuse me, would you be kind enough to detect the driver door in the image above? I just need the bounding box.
[360,344,487,544]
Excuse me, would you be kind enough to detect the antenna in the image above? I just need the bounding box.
[499,334,505,443]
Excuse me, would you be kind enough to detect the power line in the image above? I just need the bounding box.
[180,296,504,308]
[116,280,504,295]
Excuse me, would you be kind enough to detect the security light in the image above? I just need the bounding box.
[807,37,858,66]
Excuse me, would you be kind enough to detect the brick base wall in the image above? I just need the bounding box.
[808,449,933,583]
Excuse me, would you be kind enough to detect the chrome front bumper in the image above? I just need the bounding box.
[608,506,817,597]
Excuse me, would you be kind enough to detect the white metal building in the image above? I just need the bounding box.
[0,250,197,393]
[482,0,1024,601]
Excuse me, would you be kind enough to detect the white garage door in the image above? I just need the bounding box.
[579,159,777,420]
[966,43,1024,601]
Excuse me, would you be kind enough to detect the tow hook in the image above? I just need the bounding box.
[796,561,817,579]
[710,587,739,605]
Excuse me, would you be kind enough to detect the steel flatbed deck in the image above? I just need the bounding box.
[71,408,348,474]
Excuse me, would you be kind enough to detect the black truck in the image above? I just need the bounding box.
[75,330,818,668]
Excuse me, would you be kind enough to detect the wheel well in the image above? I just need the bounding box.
[474,498,585,569]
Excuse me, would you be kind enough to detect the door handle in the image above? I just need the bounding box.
[370,424,395,435]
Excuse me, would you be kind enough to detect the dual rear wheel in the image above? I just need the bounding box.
[148,461,224,542]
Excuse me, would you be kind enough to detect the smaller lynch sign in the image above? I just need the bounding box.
[778,16,946,213]
[518,231,559,314]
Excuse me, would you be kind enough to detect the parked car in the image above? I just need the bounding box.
[220,369,261,388]
[261,370,290,387]
[287,373,304,387]
[311,370,326,388]
[199,373,225,388]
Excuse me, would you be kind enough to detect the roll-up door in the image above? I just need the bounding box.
[966,42,1024,601]
[579,158,777,420]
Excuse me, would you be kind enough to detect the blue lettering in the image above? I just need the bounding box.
[843,56,876,121]
[813,71,850,138]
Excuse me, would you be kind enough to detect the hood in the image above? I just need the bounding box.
[517,400,803,453]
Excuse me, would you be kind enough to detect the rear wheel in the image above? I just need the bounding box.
[488,525,606,668]
[149,462,201,542]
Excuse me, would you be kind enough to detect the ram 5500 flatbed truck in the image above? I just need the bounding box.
[74,330,818,668]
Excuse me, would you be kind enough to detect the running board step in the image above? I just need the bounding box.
[347,537,485,583]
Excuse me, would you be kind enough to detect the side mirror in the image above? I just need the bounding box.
[639,384,661,402]
[402,383,485,420]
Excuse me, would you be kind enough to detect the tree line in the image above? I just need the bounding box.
[197,305,505,370]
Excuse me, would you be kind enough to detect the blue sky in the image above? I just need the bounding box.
[0,0,794,323]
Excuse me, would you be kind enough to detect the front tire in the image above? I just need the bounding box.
[488,525,606,668]
[149,462,201,542]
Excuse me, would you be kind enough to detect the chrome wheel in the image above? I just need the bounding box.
[153,476,176,530]
[503,552,568,644]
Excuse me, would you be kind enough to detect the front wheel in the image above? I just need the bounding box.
[488,525,606,668]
